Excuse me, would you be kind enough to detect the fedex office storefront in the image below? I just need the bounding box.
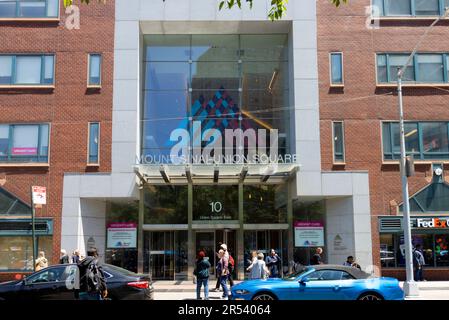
[60,0,373,280]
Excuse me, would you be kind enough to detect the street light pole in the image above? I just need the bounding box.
[396,73,418,297]
[396,7,449,298]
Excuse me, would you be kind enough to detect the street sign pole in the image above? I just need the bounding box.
[30,186,36,272]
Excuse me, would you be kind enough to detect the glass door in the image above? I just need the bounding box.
[244,230,284,278]
[148,231,174,280]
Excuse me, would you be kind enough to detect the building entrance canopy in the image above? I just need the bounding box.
[134,163,299,185]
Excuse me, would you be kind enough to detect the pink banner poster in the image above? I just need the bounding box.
[12,147,38,155]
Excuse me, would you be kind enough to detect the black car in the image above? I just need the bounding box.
[0,263,154,300]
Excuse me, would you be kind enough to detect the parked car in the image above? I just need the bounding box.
[231,265,404,301]
[0,263,154,300]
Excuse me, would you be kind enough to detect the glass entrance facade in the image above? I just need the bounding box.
[141,34,291,165]
[136,33,296,280]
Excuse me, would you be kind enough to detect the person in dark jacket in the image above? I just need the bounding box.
[310,247,323,265]
[413,244,426,281]
[266,249,280,278]
[71,249,81,264]
[59,249,70,264]
[77,247,107,300]
[194,251,211,300]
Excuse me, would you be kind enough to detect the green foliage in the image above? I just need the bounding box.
[63,0,106,7]
[219,0,348,21]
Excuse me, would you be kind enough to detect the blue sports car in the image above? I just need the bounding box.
[231,265,404,301]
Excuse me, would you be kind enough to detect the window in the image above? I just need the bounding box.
[330,52,343,85]
[244,184,288,224]
[377,53,449,84]
[0,54,54,86]
[307,270,351,281]
[0,236,52,271]
[383,122,449,160]
[88,54,101,86]
[380,233,449,268]
[0,0,59,18]
[374,0,447,17]
[193,185,238,221]
[333,122,345,163]
[142,34,290,164]
[88,122,99,164]
[416,54,444,83]
[435,234,449,267]
[26,265,77,284]
[0,124,49,163]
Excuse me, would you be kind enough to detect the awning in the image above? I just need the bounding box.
[134,163,300,185]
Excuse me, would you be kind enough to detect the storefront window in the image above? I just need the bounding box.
[0,236,52,271]
[193,185,238,221]
[144,186,188,224]
[243,184,287,223]
[435,234,449,267]
[380,234,396,268]
[105,201,139,273]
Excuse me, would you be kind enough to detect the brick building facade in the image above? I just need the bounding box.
[2,0,448,283]
[0,1,114,282]
[318,0,449,280]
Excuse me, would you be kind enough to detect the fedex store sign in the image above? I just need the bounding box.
[415,218,449,229]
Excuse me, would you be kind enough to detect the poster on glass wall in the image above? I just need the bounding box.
[107,223,137,249]
[294,221,324,247]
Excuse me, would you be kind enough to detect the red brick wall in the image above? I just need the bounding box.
[318,0,449,271]
[0,1,115,279]
[382,268,449,281]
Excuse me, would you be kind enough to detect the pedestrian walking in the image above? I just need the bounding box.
[413,244,425,281]
[35,251,48,271]
[77,247,108,300]
[221,244,234,287]
[193,251,211,300]
[310,247,323,265]
[59,249,70,264]
[266,249,280,278]
[217,249,231,299]
[71,249,81,264]
[247,253,269,280]
[343,256,361,270]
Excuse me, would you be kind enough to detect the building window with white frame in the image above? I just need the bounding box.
[333,121,345,164]
[0,54,54,86]
[0,123,49,163]
[0,0,59,19]
[88,122,100,165]
[330,52,344,86]
[88,54,102,87]
[373,0,448,17]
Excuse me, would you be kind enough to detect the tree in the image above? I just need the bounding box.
[219,0,348,21]
[63,0,347,21]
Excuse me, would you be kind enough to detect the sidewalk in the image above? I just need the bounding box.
[399,281,449,290]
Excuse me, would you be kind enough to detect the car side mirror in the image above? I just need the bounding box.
[299,277,309,285]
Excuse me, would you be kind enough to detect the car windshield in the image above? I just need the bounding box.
[283,266,312,281]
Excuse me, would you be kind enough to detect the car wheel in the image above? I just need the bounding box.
[252,293,277,301]
[358,292,384,301]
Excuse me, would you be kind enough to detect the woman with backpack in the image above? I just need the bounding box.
[194,251,211,300]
